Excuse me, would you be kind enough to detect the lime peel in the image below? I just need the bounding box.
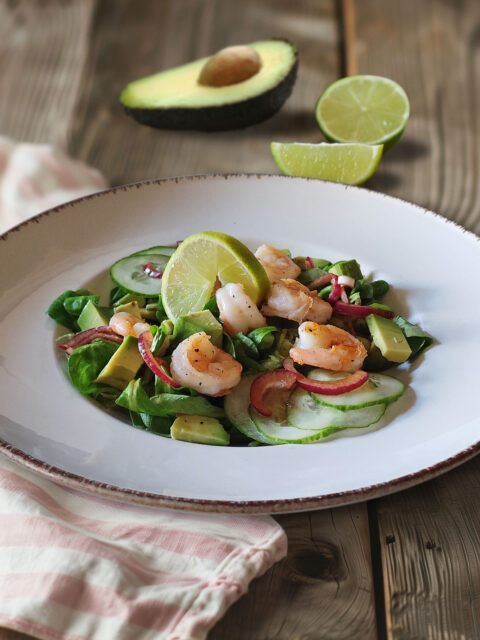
[161,231,270,321]
[271,141,383,185]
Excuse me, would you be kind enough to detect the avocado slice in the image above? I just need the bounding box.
[366,314,412,363]
[120,39,298,131]
[171,415,230,446]
[172,310,223,347]
[95,335,144,390]
[113,300,143,319]
[77,300,112,331]
[328,259,363,281]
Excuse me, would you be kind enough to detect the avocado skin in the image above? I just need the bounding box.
[122,58,299,132]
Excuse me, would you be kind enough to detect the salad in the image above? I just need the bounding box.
[47,232,433,446]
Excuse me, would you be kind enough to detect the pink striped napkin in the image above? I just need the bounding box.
[0,136,108,233]
[0,139,288,639]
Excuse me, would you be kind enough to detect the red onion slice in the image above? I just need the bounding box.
[143,262,163,279]
[333,300,394,319]
[327,275,342,303]
[308,273,336,291]
[250,369,297,417]
[59,327,122,353]
[283,358,368,395]
[138,331,181,388]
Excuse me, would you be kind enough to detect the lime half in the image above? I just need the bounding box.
[271,142,383,185]
[315,75,410,149]
[161,231,270,320]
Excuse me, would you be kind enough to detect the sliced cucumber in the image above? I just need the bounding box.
[287,387,385,431]
[110,253,171,295]
[308,369,405,410]
[224,376,273,445]
[250,406,329,444]
[133,245,177,257]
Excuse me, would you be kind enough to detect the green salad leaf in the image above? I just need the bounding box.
[247,326,278,352]
[47,289,91,331]
[393,316,434,358]
[117,379,224,418]
[63,294,100,317]
[68,339,120,395]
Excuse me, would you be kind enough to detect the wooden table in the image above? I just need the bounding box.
[1,1,479,638]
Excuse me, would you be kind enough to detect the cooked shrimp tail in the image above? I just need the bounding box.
[254,244,301,282]
[290,321,367,372]
[216,282,266,336]
[170,332,242,396]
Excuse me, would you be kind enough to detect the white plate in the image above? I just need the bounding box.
[0,175,479,513]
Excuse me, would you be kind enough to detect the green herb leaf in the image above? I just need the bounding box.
[68,339,119,395]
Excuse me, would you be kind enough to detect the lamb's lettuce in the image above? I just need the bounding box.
[68,339,119,395]
[47,289,91,331]
[117,379,224,418]
[393,316,434,358]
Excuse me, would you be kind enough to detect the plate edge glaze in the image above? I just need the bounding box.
[1,174,479,513]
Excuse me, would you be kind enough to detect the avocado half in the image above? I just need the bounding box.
[120,39,298,131]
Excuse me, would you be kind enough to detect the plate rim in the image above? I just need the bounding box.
[1,173,479,513]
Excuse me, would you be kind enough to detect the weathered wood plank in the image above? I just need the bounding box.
[211,506,377,640]
[355,2,480,638]
[376,456,480,640]
[355,0,480,235]
[0,0,97,147]
[69,0,340,183]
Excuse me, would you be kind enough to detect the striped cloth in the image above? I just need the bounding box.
[0,455,287,640]
[0,136,108,233]
[0,139,288,639]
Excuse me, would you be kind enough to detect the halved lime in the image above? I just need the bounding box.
[271,142,383,185]
[315,75,410,149]
[161,231,270,320]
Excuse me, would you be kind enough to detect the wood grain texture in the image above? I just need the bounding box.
[355,4,480,637]
[0,0,96,147]
[355,0,480,235]
[376,456,480,640]
[211,506,377,640]
[68,0,340,184]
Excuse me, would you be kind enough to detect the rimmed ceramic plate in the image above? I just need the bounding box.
[1,175,479,513]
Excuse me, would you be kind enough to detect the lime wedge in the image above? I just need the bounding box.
[315,75,410,149]
[271,142,383,185]
[161,231,270,320]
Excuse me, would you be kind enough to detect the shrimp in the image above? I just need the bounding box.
[170,332,242,396]
[262,279,333,324]
[216,282,266,336]
[290,322,367,372]
[255,244,301,282]
[109,312,151,338]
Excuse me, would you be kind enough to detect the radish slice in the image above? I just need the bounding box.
[138,331,181,388]
[143,262,163,279]
[250,369,297,417]
[283,358,368,396]
[333,300,394,319]
[305,256,314,269]
[59,327,122,352]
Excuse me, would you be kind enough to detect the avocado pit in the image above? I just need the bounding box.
[197,45,262,87]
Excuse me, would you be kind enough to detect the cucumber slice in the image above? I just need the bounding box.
[224,376,273,444]
[308,369,405,410]
[288,387,385,431]
[133,245,177,257]
[110,253,171,295]
[250,405,329,444]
